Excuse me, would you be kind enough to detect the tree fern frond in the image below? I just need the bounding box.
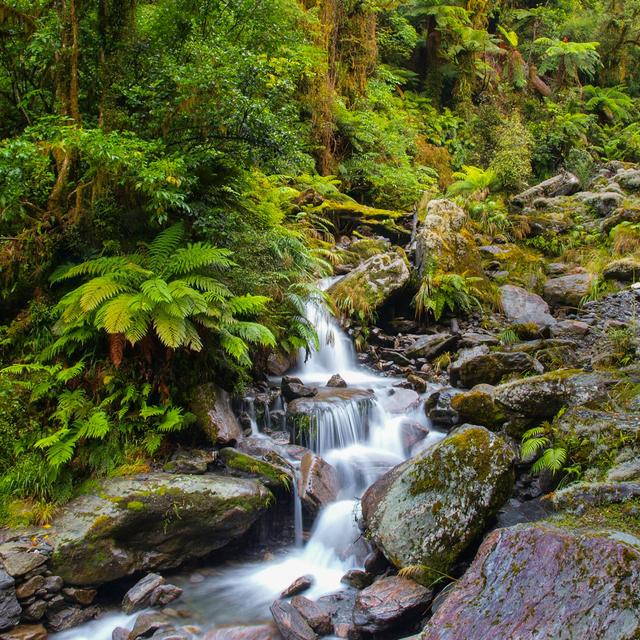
[220,331,251,365]
[78,277,132,313]
[227,294,271,316]
[227,321,276,347]
[153,310,186,348]
[76,411,111,439]
[182,275,232,297]
[148,223,185,271]
[140,277,174,303]
[164,244,235,277]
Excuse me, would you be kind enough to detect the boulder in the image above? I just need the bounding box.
[45,605,100,632]
[495,370,618,425]
[325,374,347,388]
[574,190,624,216]
[298,453,339,515]
[499,284,556,328]
[219,448,293,490]
[363,426,515,584]
[415,200,482,277]
[0,625,46,640]
[420,523,640,640]
[49,473,272,585]
[269,599,317,640]
[449,348,542,388]
[204,624,282,640]
[377,388,420,414]
[281,377,317,404]
[512,171,580,208]
[289,597,332,636]
[543,273,594,307]
[405,334,460,360]
[603,258,640,282]
[340,569,373,589]
[616,168,640,191]
[122,573,165,614]
[328,252,410,315]
[0,545,47,578]
[0,570,20,631]
[163,449,215,474]
[353,576,432,634]
[128,612,172,640]
[190,383,243,446]
[450,385,505,428]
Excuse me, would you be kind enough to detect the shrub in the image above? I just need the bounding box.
[489,116,533,192]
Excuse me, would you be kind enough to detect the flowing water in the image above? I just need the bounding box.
[57,281,442,640]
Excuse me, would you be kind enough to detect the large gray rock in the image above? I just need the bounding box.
[0,570,20,631]
[449,348,542,388]
[616,168,640,191]
[405,334,459,360]
[420,523,640,640]
[190,383,243,446]
[543,272,594,307]
[49,473,272,585]
[328,252,410,315]
[574,190,624,216]
[362,426,515,585]
[353,576,432,634]
[495,370,618,424]
[499,284,556,328]
[512,171,580,207]
[415,200,482,277]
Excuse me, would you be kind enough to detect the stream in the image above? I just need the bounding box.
[56,281,443,640]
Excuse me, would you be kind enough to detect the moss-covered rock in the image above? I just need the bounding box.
[219,448,293,490]
[450,385,506,428]
[48,473,272,586]
[329,251,410,318]
[362,425,515,585]
[190,383,243,446]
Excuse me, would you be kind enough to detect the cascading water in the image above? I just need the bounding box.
[57,279,442,640]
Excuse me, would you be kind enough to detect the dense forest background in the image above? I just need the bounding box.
[1,0,639,523]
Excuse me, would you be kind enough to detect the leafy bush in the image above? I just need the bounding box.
[489,116,533,192]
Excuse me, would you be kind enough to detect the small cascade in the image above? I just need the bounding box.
[241,397,260,436]
[291,467,304,548]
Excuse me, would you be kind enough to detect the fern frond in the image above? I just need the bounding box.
[76,411,111,439]
[227,294,271,316]
[78,277,132,313]
[148,223,185,272]
[153,310,186,348]
[164,244,235,277]
[227,321,276,347]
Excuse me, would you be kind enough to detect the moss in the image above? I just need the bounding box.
[451,389,506,428]
[126,500,145,511]
[550,498,640,539]
[219,448,292,490]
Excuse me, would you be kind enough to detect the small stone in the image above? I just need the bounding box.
[128,613,172,640]
[112,627,129,640]
[46,605,100,633]
[0,624,47,640]
[0,547,47,578]
[269,599,317,640]
[188,574,204,584]
[16,577,45,600]
[62,587,97,606]
[290,596,332,635]
[326,374,347,388]
[123,574,165,614]
[340,569,373,589]
[280,575,313,599]
[0,569,21,631]
[21,600,46,622]
[149,585,182,608]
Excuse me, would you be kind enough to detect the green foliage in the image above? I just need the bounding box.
[535,38,601,85]
[489,116,533,192]
[447,166,498,200]
[51,224,275,365]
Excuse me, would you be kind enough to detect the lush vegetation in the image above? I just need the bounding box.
[1,0,640,521]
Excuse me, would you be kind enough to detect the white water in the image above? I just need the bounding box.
[56,282,442,640]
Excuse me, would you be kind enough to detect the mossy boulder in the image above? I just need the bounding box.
[329,251,410,317]
[450,385,506,428]
[362,425,515,585]
[219,448,293,490]
[603,258,640,282]
[48,473,272,586]
[190,383,243,446]
[494,369,619,430]
[414,199,483,277]
[420,523,640,640]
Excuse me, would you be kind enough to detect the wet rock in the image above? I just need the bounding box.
[286,388,374,427]
[499,284,556,328]
[128,613,172,640]
[551,481,640,513]
[298,453,339,515]
[61,588,96,605]
[219,448,293,490]
[378,388,420,414]
[149,585,182,608]
[280,576,313,599]
[204,624,282,640]
[512,171,580,207]
[405,334,459,360]
[363,426,515,584]
[122,573,166,614]
[267,352,297,377]
[406,374,428,394]
[289,597,332,636]
[163,449,215,474]
[45,605,99,632]
[399,421,430,453]
[0,569,21,631]
[353,576,431,634]
[449,348,542,388]
[316,591,359,639]
[415,200,482,277]
[326,374,347,388]
[340,569,373,589]
[543,272,594,307]
[15,577,45,600]
[269,599,317,640]
[0,546,48,579]
[495,370,619,426]
[421,524,640,640]
[113,628,129,640]
[0,625,47,640]
[190,383,243,446]
[21,600,46,622]
[450,385,505,428]
[49,473,272,585]
[328,252,410,316]
[424,387,462,428]
[603,258,640,282]
[281,377,317,403]
[363,549,389,575]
